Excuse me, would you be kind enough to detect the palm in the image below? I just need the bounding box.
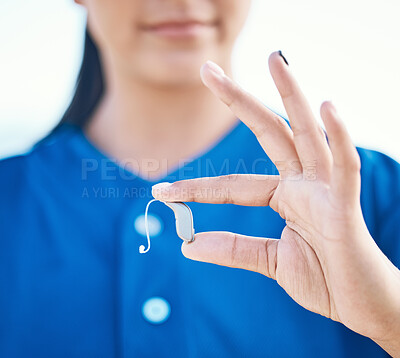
[270,175,376,336]
[276,225,333,319]
[267,179,342,316]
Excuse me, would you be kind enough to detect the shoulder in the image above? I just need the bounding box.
[0,148,34,192]
[0,123,81,188]
[0,151,28,176]
[0,123,80,162]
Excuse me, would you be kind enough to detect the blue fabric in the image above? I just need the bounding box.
[0,121,398,357]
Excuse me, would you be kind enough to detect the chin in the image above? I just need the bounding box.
[138,51,213,87]
[151,69,202,88]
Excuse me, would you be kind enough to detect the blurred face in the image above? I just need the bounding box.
[75,0,252,86]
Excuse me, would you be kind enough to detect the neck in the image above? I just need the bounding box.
[84,61,238,181]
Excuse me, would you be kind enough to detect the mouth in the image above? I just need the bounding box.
[140,19,217,39]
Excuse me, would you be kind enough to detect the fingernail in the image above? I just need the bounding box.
[278,51,289,66]
[204,60,225,76]
[328,101,338,115]
[152,182,172,197]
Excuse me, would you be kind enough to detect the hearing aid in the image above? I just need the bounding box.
[139,199,195,254]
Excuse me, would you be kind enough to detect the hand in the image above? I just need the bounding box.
[152,52,400,356]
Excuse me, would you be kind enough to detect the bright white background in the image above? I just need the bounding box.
[1,0,399,160]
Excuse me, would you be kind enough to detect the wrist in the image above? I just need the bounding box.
[371,270,400,357]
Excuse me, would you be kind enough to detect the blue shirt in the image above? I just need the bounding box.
[0,121,399,357]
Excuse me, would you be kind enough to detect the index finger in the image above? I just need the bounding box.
[201,61,301,177]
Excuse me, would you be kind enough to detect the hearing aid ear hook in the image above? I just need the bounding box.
[139,199,195,254]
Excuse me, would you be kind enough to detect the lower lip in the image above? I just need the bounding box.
[143,23,214,39]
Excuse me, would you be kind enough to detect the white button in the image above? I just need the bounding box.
[134,213,163,237]
[142,297,171,324]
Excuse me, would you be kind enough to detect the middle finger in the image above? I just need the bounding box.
[268,51,333,180]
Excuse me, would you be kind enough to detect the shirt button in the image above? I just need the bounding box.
[134,213,163,237]
[142,297,171,324]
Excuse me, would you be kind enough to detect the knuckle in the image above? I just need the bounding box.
[222,82,237,109]
[230,233,239,266]
[172,180,194,200]
[264,239,277,279]
[223,173,240,182]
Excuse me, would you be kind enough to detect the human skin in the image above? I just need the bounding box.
[73,0,400,355]
[74,0,251,181]
[152,54,400,356]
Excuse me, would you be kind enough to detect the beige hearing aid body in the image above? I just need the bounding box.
[139,199,195,254]
[162,201,195,243]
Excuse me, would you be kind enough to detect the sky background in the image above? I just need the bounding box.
[0,0,399,161]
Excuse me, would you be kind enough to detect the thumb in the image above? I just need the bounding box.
[182,231,278,280]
